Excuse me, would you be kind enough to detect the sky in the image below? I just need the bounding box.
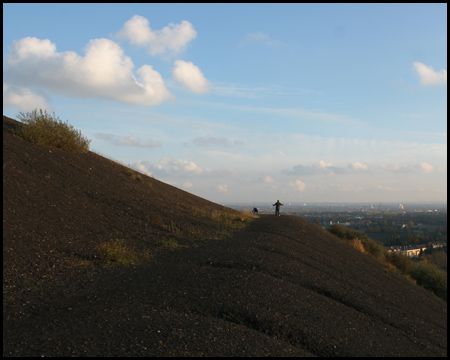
[3,3,447,205]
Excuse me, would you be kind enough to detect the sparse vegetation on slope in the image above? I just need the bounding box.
[16,109,91,153]
[329,224,447,301]
[97,239,153,265]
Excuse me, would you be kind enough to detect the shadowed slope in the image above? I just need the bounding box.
[3,116,447,356]
[3,115,244,300]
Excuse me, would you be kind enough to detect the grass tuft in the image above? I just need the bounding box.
[158,237,184,249]
[96,239,152,265]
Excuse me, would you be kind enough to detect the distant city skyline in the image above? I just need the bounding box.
[3,4,447,204]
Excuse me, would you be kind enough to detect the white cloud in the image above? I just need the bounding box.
[290,179,306,192]
[417,162,434,173]
[4,37,174,106]
[348,161,368,171]
[413,61,447,87]
[161,156,209,175]
[3,83,50,111]
[264,176,274,184]
[218,184,228,193]
[116,15,197,56]
[134,160,154,177]
[95,133,161,148]
[131,156,212,180]
[172,60,211,93]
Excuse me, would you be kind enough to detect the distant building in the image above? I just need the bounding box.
[398,204,404,210]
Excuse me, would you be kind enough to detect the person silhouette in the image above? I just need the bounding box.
[272,200,283,216]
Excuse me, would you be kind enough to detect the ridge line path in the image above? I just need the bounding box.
[3,215,447,357]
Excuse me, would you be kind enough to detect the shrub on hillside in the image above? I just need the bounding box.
[16,109,91,153]
[386,252,413,272]
[330,225,447,301]
[329,224,386,259]
[407,261,447,301]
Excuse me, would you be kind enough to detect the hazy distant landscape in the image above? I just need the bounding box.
[230,202,447,245]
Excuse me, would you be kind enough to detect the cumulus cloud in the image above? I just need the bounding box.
[3,83,50,111]
[172,60,211,93]
[290,179,306,192]
[95,133,161,148]
[116,15,197,56]
[283,160,346,176]
[264,176,274,184]
[413,61,447,87]
[160,156,210,176]
[131,157,211,181]
[4,37,174,106]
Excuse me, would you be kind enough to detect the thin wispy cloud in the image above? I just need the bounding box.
[190,135,244,147]
[203,101,361,126]
[283,160,347,176]
[381,162,436,174]
[212,83,317,98]
[239,31,280,47]
[95,133,161,148]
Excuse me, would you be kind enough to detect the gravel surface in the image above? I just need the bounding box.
[3,116,447,356]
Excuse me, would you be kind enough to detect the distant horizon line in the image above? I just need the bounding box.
[223,201,447,206]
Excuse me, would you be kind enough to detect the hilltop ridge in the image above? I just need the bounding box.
[3,115,447,356]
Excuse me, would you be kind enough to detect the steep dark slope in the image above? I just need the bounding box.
[3,115,236,296]
[3,115,447,356]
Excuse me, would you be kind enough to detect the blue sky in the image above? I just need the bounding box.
[3,3,447,205]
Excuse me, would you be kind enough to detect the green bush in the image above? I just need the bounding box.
[329,224,386,259]
[329,225,447,301]
[360,236,386,260]
[386,252,413,272]
[16,109,91,153]
[407,261,447,301]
